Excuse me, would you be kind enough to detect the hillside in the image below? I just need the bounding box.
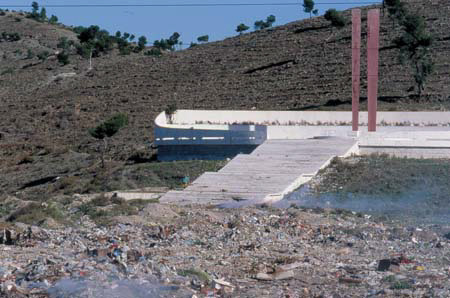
[0,0,450,198]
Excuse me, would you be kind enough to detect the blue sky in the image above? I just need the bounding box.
[3,1,381,45]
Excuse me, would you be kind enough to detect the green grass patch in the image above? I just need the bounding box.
[104,160,227,190]
[7,202,65,225]
[76,194,146,225]
[391,280,413,290]
[315,155,450,196]
[177,268,211,282]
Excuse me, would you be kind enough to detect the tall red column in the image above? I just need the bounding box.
[352,9,361,132]
[367,9,380,132]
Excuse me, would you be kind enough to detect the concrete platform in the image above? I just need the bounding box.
[159,137,357,205]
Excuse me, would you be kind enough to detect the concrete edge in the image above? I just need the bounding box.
[249,141,360,206]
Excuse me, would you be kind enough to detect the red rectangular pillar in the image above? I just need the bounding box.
[352,9,361,132]
[367,9,380,132]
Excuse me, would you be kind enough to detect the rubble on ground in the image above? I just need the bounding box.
[1,203,449,297]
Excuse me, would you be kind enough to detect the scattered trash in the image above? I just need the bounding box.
[339,277,363,284]
[256,270,294,281]
[0,203,449,297]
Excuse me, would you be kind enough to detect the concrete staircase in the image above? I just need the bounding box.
[160,137,357,205]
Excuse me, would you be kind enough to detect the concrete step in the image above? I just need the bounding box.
[159,137,357,205]
[160,190,265,204]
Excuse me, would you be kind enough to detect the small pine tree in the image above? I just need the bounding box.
[145,48,162,57]
[49,15,58,24]
[324,9,346,28]
[266,15,276,27]
[197,35,209,43]
[26,49,34,59]
[385,0,407,27]
[89,113,128,167]
[137,36,147,51]
[37,50,49,61]
[31,1,39,19]
[254,20,266,30]
[394,13,434,97]
[303,0,315,18]
[57,51,70,65]
[236,23,250,34]
[254,15,276,30]
[57,37,69,49]
[39,7,47,21]
[165,103,177,124]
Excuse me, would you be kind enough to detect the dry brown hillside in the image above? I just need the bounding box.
[0,0,449,198]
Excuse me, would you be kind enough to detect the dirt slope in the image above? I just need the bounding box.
[0,0,449,197]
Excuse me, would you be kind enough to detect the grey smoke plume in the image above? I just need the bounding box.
[48,276,191,298]
[278,182,450,225]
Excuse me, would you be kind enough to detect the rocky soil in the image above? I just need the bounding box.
[1,202,449,298]
[1,0,450,199]
[1,3,450,297]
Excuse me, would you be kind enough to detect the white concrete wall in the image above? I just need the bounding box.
[155,110,450,146]
[170,110,450,126]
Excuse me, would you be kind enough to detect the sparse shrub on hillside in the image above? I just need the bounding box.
[384,0,434,97]
[136,36,147,52]
[385,0,407,21]
[153,32,181,51]
[189,42,197,48]
[26,49,34,59]
[116,31,145,55]
[0,68,14,76]
[324,9,346,28]
[49,15,58,24]
[57,51,70,65]
[89,113,128,168]
[0,9,5,16]
[28,1,48,22]
[0,32,21,42]
[57,37,75,50]
[266,15,276,26]
[197,35,209,43]
[76,25,115,62]
[30,1,39,19]
[39,6,47,21]
[145,48,162,57]
[236,23,250,34]
[73,26,86,35]
[37,50,50,61]
[303,0,318,18]
[394,13,434,97]
[165,103,177,124]
[119,45,132,55]
[254,15,276,30]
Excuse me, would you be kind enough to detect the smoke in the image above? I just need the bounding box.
[48,276,191,298]
[278,182,450,225]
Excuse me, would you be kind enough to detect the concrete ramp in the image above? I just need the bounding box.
[160,137,357,205]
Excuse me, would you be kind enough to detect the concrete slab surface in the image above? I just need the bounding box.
[160,137,357,205]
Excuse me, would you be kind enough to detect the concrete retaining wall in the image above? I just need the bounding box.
[359,147,450,158]
[157,144,258,161]
[171,110,450,127]
[359,131,450,158]
[154,110,450,160]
